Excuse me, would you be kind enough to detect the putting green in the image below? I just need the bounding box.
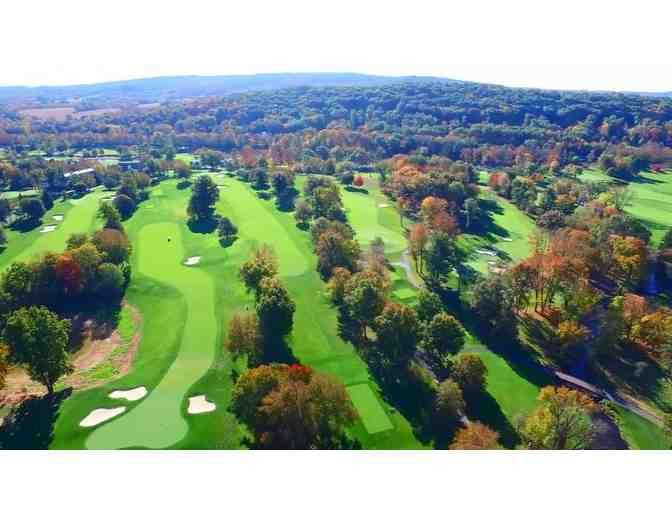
[346,384,393,434]
[86,222,218,449]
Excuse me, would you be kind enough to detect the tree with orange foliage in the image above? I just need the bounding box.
[408,223,428,275]
[352,174,364,187]
[450,422,502,450]
[54,253,82,295]
[488,171,511,196]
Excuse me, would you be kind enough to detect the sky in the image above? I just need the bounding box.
[2,0,670,92]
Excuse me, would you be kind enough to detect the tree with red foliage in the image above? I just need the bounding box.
[353,174,364,187]
[54,253,82,295]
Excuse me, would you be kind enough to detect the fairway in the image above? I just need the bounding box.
[462,191,537,273]
[86,222,218,449]
[347,384,393,434]
[341,184,407,255]
[0,190,105,273]
[579,168,672,246]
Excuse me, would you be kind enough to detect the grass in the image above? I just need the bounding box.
[460,190,537,274]
[615,407,670,450]
[347,383,394,434]
[579,168,672,246]
[0,191,104,274]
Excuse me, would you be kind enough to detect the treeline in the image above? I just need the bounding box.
[3,80,672,177]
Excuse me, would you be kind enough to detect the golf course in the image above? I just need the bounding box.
[0,167,668,450]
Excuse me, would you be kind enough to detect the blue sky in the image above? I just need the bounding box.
[2,0,670,92]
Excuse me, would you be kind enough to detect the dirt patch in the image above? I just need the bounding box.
[0,303,143,408]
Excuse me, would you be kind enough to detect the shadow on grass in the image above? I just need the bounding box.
[0,389,72,449]
[188,216,218,234]
[219,236,237,248]
[464,390,520,448]
[176,180,192,190]
[344,186,369,194]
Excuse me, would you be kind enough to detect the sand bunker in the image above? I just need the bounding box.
[109,386,147,402]
[184,256,201,266]
[53,214,64,221]
[501,237,513,242]
[187,395,216,414]
[80,407,126,427]
[476,249,497,257]
[378,204,390,208]
[39,225,57,233]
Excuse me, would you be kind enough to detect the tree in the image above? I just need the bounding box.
[423,232,463,287]
[315,229,361,279]
[0,344,8,391]
[555,320,590,359]
[452,353,487,394]
[92,229,132,265]
[463,197,481,230]
[217,217,238,241]
[227,312,263,366]
[69,243,103,293]
[0,198,11,222]
[118,174,139,202]
[0,225,6,247]
[294,199,313,226]
[19,197,45,222]
[187,175,220,221]
[41,189,54,210]
[344,270,388,341]
[435,379,465,423]
[353,175,364,187]
[66,232,89,250]
[423,312,465,371]
[409,223,428,275]
[450,422,502,450]
[471,274,518,342]
[608,235,647,290]
[54,253,82,295]
[232,364,357,449]
[326,267,352,305]
[415,290,443,323]
[255,277,296,341]
[239,244,278,295]
[98,201,123,231]
[372,303,421,369]
[95,263,125,299]
[2,306,72,394]
[113,194,135,220]
[660,228,672,250]
[2,262,36,308]
[521,386,598,450]
[175,164,193,181]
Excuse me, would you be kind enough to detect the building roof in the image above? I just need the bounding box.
[63,168,96,178]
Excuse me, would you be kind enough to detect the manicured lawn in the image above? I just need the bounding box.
[616,407,670,450]
[460,190,537,274]
[579,168,672,246]
[0,191,105,274]
[347,383,394,434]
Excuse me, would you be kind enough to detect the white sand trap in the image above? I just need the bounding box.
[39,225,57,233]
[187,395,216,414]
[53,214,64,221]
[109,386,147,402]
[80,407,126,427]
[476,249,497,257]
[378,204,390,208]
[184,256,201,266]
[501,237,513,242]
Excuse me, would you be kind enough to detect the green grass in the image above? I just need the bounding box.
[579,168,672,246]
[616,407,670,450]
[460,190,537,274]
[0,191,105,274]
[347,384,394,434]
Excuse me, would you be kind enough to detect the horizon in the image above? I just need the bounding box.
[2,0,671,93]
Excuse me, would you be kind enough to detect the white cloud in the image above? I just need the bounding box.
[1,0,670,91]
